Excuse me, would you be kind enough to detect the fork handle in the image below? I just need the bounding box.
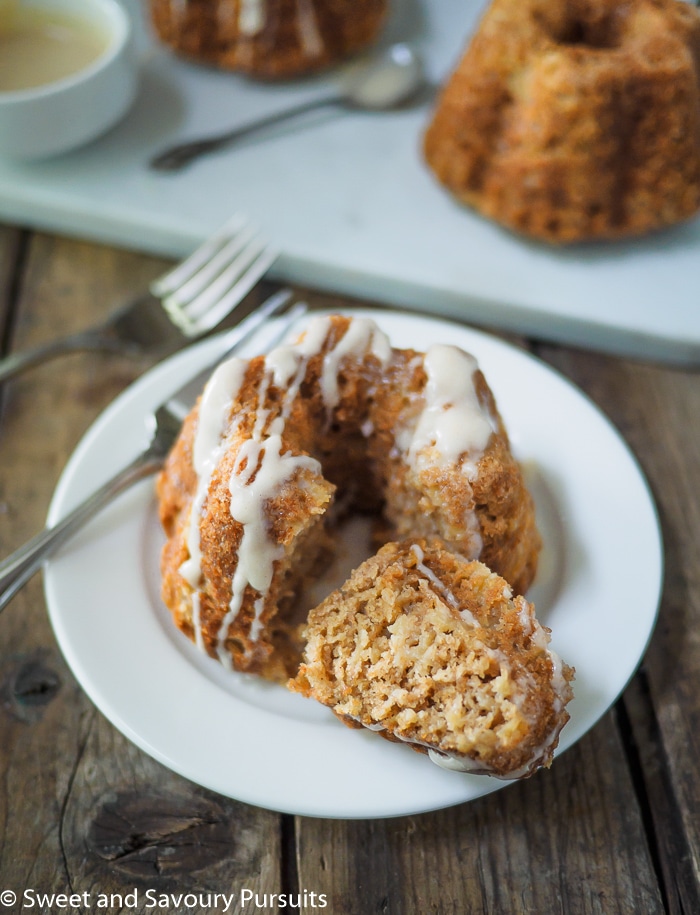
[0,446,163,613]
[0,331,125,384]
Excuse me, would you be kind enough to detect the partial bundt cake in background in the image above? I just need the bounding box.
[148,0,389,78]
[156,314,540,682]
[424,0,700,243]
[290,539,574,779]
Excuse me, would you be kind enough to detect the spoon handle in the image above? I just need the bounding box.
[150,94,341,172]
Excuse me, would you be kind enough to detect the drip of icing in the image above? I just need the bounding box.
[295,0,323,57]
[238,0,266,35]
[409,543,479,626]
[408,345,498,477]
[215,353,321,665]
[526,616,571,714]
[319,317,392,412]
[427,749,496,776]
[179,357,247,590]
[218,426,321,665]
[398,345,500,558]
[191,592,204,652]
[347,716,498,777]
[215,315,392,663]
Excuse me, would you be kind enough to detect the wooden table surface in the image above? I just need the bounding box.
[0,224,698,915]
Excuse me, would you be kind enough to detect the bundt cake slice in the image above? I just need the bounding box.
[424,0,700,243]
[289,539,574,778]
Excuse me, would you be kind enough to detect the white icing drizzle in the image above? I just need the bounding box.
[189,314,391,665]
[319,317,392,412]
[179,356,247,634]
[216,369,321,666]
[399,345,500,558]
[408,345,497,477]
[348,716,499,777]
[295,0,324,58]
[409,543,479,626]
[191,592,204,652]
[427,748,497,776]
[525,612,571,715]
[237,0,266,35]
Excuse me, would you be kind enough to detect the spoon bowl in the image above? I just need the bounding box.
[339,42,425,110]
[149,42,426,172]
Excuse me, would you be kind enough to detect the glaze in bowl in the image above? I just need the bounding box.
[0,0,137,159]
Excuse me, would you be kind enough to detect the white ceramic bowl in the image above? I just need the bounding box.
[0,0,137,159]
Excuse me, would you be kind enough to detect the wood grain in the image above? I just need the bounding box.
[294,716,663,914]
[534,342,700,914]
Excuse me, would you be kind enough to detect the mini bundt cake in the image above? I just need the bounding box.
[290,539,573,778]
[157,314,540,681]
[148,0,388,79]
[423,0,700,243]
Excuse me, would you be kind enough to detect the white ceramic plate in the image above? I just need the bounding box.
[44,310,663,818]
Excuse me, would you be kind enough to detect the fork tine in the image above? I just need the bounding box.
[164,243,279,337]
[163,225,258,310]
[150,213,248,298]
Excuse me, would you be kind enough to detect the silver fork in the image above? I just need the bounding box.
[0,215,278,383]
[0,289,307,612]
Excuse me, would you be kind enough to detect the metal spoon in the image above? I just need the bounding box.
[149,43,425,172]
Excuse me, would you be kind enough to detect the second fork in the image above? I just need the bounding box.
[0,216,277,384]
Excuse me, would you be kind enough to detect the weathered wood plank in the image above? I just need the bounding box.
[0,231,284,913]
[295,713,663,914]
[0,225,25,343]
[534,344,700,912]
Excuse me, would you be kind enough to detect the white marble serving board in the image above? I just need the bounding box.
[1,0,699,364]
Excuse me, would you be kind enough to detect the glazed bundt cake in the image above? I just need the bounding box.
[148,0,388,79]
[157,314,540,682]
[424,0,700,243]
[290,539,573,779]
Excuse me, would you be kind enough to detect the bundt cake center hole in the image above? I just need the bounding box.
[561,19,617,48]
[537,9,623,50]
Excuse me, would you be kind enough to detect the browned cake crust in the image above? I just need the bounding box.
[148,0,388,79]
[157,315,540,681]
[290,539,574,778]
[423,0,700,243]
